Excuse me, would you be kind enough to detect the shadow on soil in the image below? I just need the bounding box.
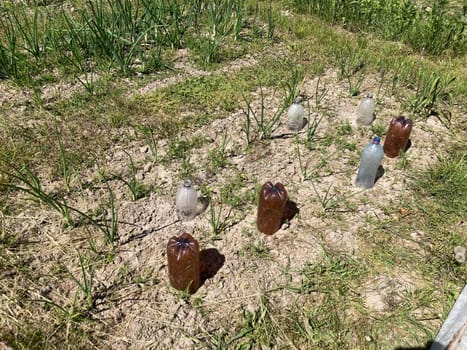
[394,340,435,350]
[200,248,225,284]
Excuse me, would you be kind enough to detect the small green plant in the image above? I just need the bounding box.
[241,83,287,143]
[207,130,229,172]
[99,179,118,247]
[209,196,232,238]
[371,122,387,137]
[296,138,312,181]
[117,151,149,201]
[241,239,270,259]
[0,160,73,226]
[408,72,455,118]
[313,75,329,109]
[310,178,338,212]
[305,106,324,151]
[67,249,96,311]
[335,45,366,96]
[135,124,159,162]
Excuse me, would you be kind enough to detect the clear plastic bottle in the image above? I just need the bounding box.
[356,136,384,189]
[287,96,305,131]
[176,180,198,220]
[357,93,376,125]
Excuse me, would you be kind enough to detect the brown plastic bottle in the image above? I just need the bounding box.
[167,232,200,294]
[383,116,413,158]
[257,182,288,235]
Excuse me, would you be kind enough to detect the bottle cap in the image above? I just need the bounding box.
[183,180,192,187]
[366,93,373,99]
[372,136,381,144]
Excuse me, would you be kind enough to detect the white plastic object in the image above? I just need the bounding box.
[454,246,466,263]
[355,136,384,189]
[357,93,376,125]
[176,180,198,220]
[287,97,305,131]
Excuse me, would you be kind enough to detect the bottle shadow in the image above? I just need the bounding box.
[199,248,225,285]
[394,340,435,350]
[404,139,412,153]
[196,197,209,215]
[375,165,385,184]
[282,200,299,223]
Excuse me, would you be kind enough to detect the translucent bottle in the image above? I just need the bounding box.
[383,116,413,158]
[357,93,376,125]
[454,246,466,264]
[356,136,384,189]
[176,180,198,220]
[257,182,288,235]
[287,96,305,131]
[167,232,200,294]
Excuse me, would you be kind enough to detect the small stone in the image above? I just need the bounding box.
[143,162,152,173]
[140,146,149,153]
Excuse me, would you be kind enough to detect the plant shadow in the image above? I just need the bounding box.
[199,248,225,285]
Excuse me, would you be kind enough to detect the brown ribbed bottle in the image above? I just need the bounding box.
[167,232,200,294]
[257,182,288,235]
[383,116,413,158]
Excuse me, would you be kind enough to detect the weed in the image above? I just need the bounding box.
[135,124,159,162]
[335,45,366,96]
[67,249,96,311]
[310,178,338,212]
[117,151,149,201]
[313,75,329,109]
[241,82,287,143]
[241,239,270,259]
[207,130,229,172]
[208,195,232,238]
[0,160,73,226]
[408,72,456,118]
[293,0,466,56]
[282,64,304,106]
[371,122,387,137]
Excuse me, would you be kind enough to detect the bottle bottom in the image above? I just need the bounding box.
[176,209,196,221]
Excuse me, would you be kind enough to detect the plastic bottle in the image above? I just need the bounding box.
[355,136,384,189]
[257,182,288,235]
[287,96,305,131]
[176,180,198,220]
[383,116,413,158]
[357,93,376,125]
[167,232,200,294]
[454,246,466,264]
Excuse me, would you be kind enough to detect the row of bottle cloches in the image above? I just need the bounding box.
[168,93,413,294]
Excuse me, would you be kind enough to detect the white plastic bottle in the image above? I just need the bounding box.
[176,180,198,220]
[287,96,305,131]
[357,93,375,125]
[355,136,383,189]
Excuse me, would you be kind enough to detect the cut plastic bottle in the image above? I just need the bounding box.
[176,180,198,220]
[287,96,305,131]
[257,182,288,235]
[357,93,376,125]
[383,116,413,158]
[356,136,384,189]
[167,232,200,294]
